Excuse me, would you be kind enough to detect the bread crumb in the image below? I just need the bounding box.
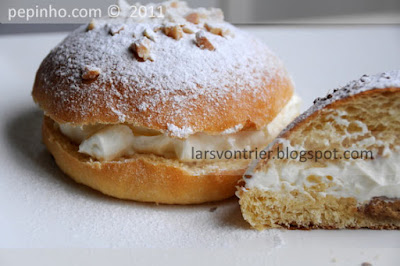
[361,263,372,266]
[209,207,217,212]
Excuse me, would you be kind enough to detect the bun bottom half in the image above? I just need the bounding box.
[42,116,247,204]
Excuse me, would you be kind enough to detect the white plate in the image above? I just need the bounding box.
[0,26,399,265]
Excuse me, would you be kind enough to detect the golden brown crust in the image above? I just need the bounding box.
[31,16,294,136]
[279,87,400,140]
[251,87,400,173]
[33,64,293,135]
[42,116,246,204]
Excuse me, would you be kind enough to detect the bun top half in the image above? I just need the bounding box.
[32,0,294,138]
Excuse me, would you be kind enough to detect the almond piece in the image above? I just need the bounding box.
[87,20,95,31]
[82,66,100,80]
[131,38,154,61]
[182,27,194,34]
[195,31,215,51]
[143,28,156,41]
[109,25,124,36]
[204,23,232,37]
[185,13,200,24]
[163,25,183,40]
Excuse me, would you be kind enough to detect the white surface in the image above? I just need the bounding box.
[0,26,399,264]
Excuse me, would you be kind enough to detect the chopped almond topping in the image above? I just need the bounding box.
[163,25,183,40]
[182,27,194,34]
[131,38,154,61]
[109,25,124,36]
[185,12,200,24]
[82,67,100,80]
[195,31,215,51]
[143,28,156,41]
[87,20,95,31]
[204,23,232,37]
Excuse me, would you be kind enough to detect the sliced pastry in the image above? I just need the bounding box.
[239,71,400,229]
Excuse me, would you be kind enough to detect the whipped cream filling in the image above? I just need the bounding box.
[59,95,301,162]
[245,147,400,203]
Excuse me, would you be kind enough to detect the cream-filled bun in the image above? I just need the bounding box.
[239,71,400,229]
[32,0,297,204]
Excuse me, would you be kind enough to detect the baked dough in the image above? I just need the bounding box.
[239,71,400,229]
[32,1,296,204]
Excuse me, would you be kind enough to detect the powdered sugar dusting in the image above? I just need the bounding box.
[222,124,244,135]
[282,70,400,136]
[33,0,287,137]
[111,106,126,122]
[167,123,194,138]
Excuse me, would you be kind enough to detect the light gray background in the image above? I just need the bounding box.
[1,0,400,34]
